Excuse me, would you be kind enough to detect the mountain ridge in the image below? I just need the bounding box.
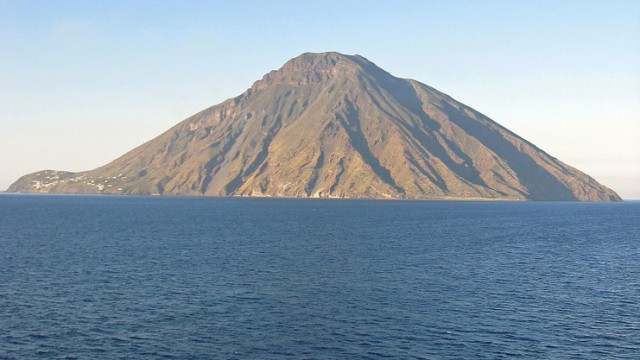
[9,52,621,201]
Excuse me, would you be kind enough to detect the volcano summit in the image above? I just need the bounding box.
[9,52,620,201]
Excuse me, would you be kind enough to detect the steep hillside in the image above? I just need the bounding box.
[9,52,621,201]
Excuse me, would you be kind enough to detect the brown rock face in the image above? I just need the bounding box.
[9,52,621,201]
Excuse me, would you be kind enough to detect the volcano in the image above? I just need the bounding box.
[9,52,621,201]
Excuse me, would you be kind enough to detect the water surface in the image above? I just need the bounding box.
[1,195,639,359]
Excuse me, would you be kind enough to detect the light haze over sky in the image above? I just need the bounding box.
[1,0,639,198]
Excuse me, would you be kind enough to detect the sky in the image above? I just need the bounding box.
[1,0,639,198]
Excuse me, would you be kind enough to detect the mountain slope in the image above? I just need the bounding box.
[9,52,621,201]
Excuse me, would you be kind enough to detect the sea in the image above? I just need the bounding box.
[1,194,639,359]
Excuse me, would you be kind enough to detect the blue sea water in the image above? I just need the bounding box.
[1,195,639,359]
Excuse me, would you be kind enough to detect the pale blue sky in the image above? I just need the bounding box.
[1,0,639,198]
